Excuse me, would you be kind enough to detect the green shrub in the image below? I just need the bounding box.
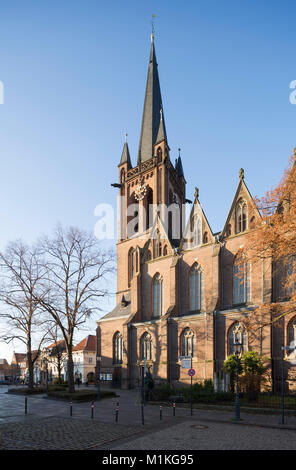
[47,390,116,401]
[52,377,68,386]
[241,351,264,375]
[8,387,46,395]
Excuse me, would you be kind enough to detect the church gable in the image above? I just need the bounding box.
[220,169,261,239]
[143,214,173,261]
[181,187,214,251]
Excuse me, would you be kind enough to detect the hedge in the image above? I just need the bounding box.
[47,390,117,401]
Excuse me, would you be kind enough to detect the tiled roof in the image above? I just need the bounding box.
[47,339,65,349]
[73,335,96,352]
[13,353,26,363]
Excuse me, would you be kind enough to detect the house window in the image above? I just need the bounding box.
[180,328,195,357]
[228,322,248,355]
[140,333,153,360]
[233,262,250,305]
[189,264,203,311]
[153,274,163,317]
[113,332,123,364]
[236,200,247,233]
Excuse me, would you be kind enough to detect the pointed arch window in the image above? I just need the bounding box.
[113,332,123,364]
[236,199,247,233]
[192,215,202,246]
[228,322,248,355]
[154,231,162,258]
[153,274,163,317]
[140,333,153,360]
[128,248,135,286]
[287,318,296,353]
[157,146,162,162]
[189,264,203,311]
[203,232,208,244]
[233,260,250,305]
[180,328,195,357]
[286,257,296,297]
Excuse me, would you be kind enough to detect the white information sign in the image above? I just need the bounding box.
[181,358,191,369]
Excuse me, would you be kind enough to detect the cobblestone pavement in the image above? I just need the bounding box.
[1,385,296,450]
[0,417,144,450]
[108,419,296,450]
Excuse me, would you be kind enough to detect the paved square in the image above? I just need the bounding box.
[0,417,143,450]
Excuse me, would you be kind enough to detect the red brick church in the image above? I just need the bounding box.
[96,34,296,392]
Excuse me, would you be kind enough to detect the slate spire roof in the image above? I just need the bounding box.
[137,36,167,164]
[119,141,132,168]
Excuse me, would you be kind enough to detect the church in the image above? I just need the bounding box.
[96,34,296,393]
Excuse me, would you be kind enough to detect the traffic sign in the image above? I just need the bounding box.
[188,369,195,377]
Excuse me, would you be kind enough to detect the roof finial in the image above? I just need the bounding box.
[178,148,181,157]
[125,132,128,144]
[151,14,156,42]
[239,168,245,180]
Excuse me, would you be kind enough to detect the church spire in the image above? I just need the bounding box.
[119,133,132,168]
[137,36,167,164]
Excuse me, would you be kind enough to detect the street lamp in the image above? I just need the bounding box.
[43,358,48,394]
[233,340,242,421]
[96,356,101,401]
[281,345,295,425]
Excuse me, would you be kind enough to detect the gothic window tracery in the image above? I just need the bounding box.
[236,199,247,233]
[180,328,195,357]
[228,322,248,355]
[233,259,250,305]
[153,273,163,317]
[113,332,123,364]
[140,333,153,360]
[189,263,203,311]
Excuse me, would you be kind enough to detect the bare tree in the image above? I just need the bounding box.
[44,323,67,384]
[37,225,115,393]
[0,240,50,389]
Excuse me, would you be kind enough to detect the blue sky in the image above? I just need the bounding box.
[0,0,295,360]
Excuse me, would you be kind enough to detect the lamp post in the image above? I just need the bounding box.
[233,340,242,421]
[281,345,295,425]
[96,356,101,401]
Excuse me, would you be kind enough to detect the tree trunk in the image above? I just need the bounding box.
[27,353,34,390]
[67,353,75,393]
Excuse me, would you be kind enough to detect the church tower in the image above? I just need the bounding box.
[116,34,186,301]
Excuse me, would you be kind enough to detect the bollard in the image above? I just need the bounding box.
[160,405,162,421]
[25,397,27,415]
[91,401,94,420]
[70,401,72,417]
[115,402,119,422]
[173,402,176,417]
[141,403,144,425]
